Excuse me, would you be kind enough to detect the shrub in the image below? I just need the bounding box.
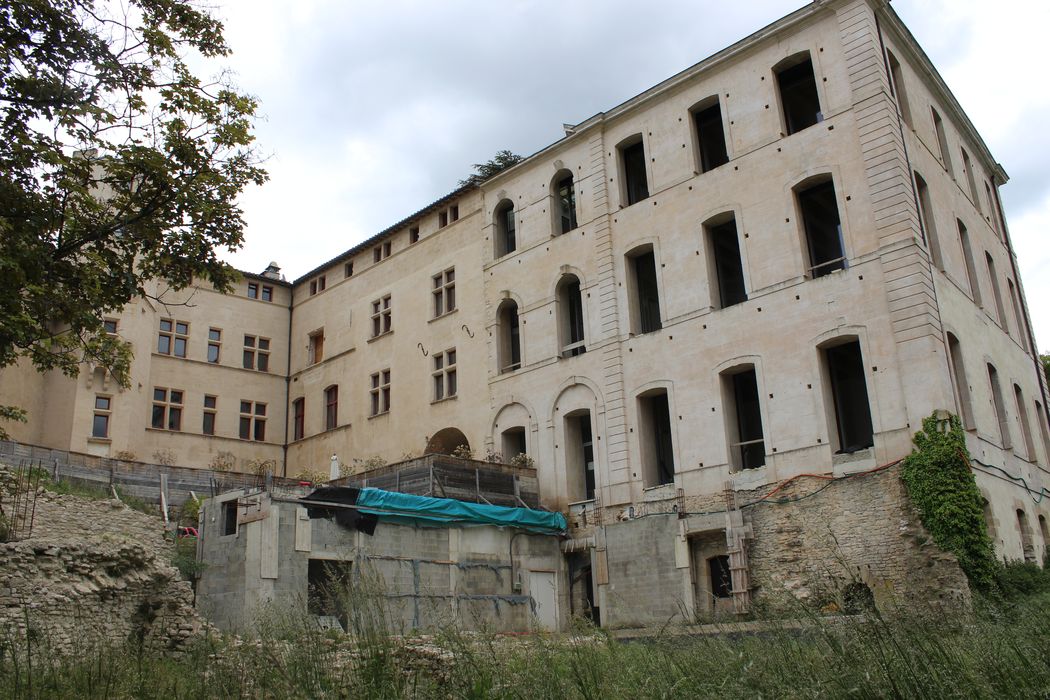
[152,449,177,466]
[451,445,474,460]
[509,453,536,469]
[208,451,237,471]
[996,559,1050,599]
[900,413,999,593]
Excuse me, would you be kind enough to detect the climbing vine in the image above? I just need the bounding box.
[900,413,999,593]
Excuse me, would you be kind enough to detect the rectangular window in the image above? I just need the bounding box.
[371,296,392,337]
[558,278,586,357]
[203,395,216,435]
[247,282,258,299]
[151,388,183,431]
[776,56,822,135]
[886,50,911,127]
[409,226,420,243]
[439,210,448,228]
[946,333,975,430]
[1036,401,1050,466]
[823,341,874,453]
[620,138,649,206]
[325,385,339,431]
[798,179,846,277]
[373,246,382,263]
[221,500,238,536]
[308,330,324,364]
[987,364,1011,450]
[432,349,457,401]
[449,204,459,222]
[370,369,391,416]
[1007,280,1030,354]
[293,398,305,441]
[309,279,317,295]
[932,108,954,176]
[344,260,354,278]
[103,319,118,335]
[985,252,1009,334]
[157,319,188,357]
[432,268,456,317]
[383,242,391,258]
[914,172,942,269]
[639,391,674,486]
[962,149,981,212]
[957,220,982,305]
[239,401,266,441]
[92,395,111,439]
[501,427,527,461]
[208,328,221,364]
[261,285,272,302]
[693,101,729,173]
[628,250,662,334]
[723,368,765,470]
[243,335,270,371]
[707,218,747,308]
[709,555,732,599]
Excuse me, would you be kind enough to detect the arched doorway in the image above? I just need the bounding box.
[425,427,470,456]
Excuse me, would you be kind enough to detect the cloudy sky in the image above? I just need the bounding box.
[210,1,1050,350]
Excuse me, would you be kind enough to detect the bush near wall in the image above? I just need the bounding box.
[900,413,1000,593]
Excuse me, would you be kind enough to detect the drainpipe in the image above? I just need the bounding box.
[282,285,293,477]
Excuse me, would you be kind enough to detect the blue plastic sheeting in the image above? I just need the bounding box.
[355,487,567,534]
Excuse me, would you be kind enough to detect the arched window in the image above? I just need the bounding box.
[820,337,874,454]
[774,52,822,135]
[497,300,521,373]
[556,275,586,357]
[494,199,516,257]
[553,170,577,234]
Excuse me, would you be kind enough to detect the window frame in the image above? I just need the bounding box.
[432,268,456,318]
[151,387,183,431]
[92,395,112,439]
[203,395,217,435]
[370,296,392,338]
[370,369,391,416]
[325,385,339,431]
[432,348,457,402]
[239,400,267,441]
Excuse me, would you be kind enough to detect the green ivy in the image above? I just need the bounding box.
[900,413,999,593]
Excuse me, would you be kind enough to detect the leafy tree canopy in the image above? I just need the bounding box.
[1041,353,1049,386]
[0,0,266,436]
[459,150,524,187]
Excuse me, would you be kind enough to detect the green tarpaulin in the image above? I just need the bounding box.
[355,487,566,534]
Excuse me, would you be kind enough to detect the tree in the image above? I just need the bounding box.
[459,150,524,187]
[1042,353,1050,386]
[0,0,266,437]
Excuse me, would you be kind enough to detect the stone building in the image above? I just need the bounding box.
[4,0,1049,624]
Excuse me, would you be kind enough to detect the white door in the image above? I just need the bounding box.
[529,570,558,631]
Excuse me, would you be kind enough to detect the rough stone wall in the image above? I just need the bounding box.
[0,466,209,656]
[742,465,971,612]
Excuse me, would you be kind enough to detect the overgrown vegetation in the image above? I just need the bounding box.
[2,591,1050,698]
[37,471,156,518]
[900,413,1000,592]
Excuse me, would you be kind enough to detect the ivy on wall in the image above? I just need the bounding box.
[900,413,999,593]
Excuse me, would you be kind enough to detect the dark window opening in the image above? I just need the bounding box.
[221,500,238,536]
[495,200,516,257]
[693,102,729,173]
[558,277,586,357]
[985,252,1008,334]
[932,108,953,176]
[776,56,822,135]
[957,220,981,305]
[725,368,765,470]
[946,333,974,430]
[824,341,874,453]
[886,50,911,127]
[709,555,732,599]
[914,172,942,268]
[325,385,338,431]
[962,149,981,212]
[620,138,649,206]
[988,364,1011,450]
[308,559,352,624]
[707,218,747,308]
[501,427,527,461]
[498,301,521,372]
[798,179,845,277]
[640,391,674,486]
[629,250,662,333]
[1014,384,1036,462]
[293,398,305,441]
[555,173,577,234]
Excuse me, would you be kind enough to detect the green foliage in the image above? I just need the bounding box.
[179,498,200,525]
[0,406,26,441]
[996,558,1050,599]
[458,150,524,187]
[1042,353,1050,385]
[900,413,999,592]
[0,0,266,424]
[171,537,205,583]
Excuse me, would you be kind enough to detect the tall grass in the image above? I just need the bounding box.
[1,590,1049,698]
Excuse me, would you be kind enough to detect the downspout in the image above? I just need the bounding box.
[282,286,293,477]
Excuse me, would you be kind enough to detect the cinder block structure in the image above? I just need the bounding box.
[5,0,1049,626]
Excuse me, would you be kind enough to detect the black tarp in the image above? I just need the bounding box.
[301,486,379,535]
